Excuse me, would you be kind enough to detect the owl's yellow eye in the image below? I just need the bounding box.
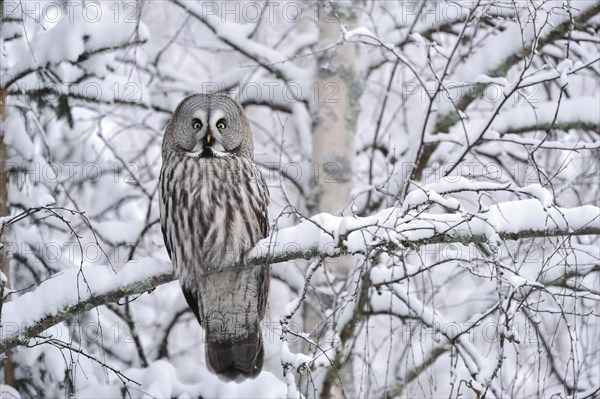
[192,119,202,130]
[216,119,226,129]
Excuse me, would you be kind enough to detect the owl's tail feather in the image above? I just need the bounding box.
[206,326,264,382]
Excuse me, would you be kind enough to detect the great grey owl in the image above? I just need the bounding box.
[159,93,270,381]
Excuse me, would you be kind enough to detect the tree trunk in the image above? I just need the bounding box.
[0,60,16,393]
[309,2,364,397]
[0,1,16,387]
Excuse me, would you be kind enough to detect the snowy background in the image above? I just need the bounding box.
[1,1,599,398]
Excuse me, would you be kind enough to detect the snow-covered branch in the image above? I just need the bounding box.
[172,0,308,85]
[2,198,598,353]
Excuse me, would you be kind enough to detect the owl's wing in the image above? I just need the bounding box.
[160,223,172,259]
[255,169,270,239]
[182,286,202,324]
[251,165,270,320]
[252,164,269,240]
[159,161,203,324]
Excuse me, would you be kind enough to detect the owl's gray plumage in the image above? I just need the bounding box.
[159,93,270,381]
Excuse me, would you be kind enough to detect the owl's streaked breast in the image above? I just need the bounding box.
[159,153,269,283]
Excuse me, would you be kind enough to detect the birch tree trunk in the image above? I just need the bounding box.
[309,2,364,397]
[311,3,361,217]
[0,0,16,383]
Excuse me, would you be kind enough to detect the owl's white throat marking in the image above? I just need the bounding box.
[184,147,229,158]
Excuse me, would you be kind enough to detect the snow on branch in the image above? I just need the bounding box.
[0,260,173,353]
[1,198,598,353]
[173,0,308,85]
[2,12,148,91]
[432,96,600,149]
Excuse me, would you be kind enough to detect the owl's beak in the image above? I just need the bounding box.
[203,127,213,146]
